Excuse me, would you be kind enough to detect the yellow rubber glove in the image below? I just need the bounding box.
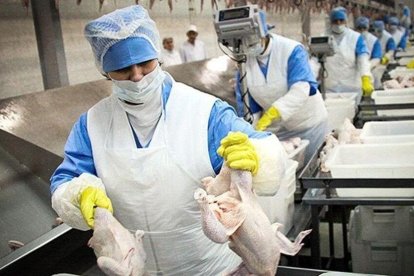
[380,56,389,65]
[255,106,281,131]
[361,75,374,97]
[79,186,113,228]
[217,132,259,175]
[407,59,414,69]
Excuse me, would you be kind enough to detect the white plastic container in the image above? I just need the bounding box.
[371,89,414,116]
[287,139,309,171]
[325,92,358,131]
[325,143,414,197]
[388,67,414,78]
[360,120,414,144]
[256,160,298,234]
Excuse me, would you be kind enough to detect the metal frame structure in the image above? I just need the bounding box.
[299,144,414,269]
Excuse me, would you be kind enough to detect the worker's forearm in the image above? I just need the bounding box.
[357,54,372,77]
[272,81,309,122]
[51,173,106,231]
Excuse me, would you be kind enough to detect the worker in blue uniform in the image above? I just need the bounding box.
[324,7,373,102]
[50,5,288,276]
[355,16,382,69]
[388,16,407,51]
[400,5,411,37]
[234,8,328,164]
[372,20,396,65]
[355,16,383,89]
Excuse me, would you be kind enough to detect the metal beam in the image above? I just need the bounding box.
[31,0,69,89]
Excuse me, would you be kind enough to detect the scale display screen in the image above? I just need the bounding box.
[311,36,329,44]
[219,7,250,21]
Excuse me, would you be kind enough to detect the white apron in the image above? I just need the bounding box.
[391,28,404,48]
[363,32,383,89]
[378,30,393,58]
[245,34,328,162]
[325,28,362,94]
[362,31,378,56]
[88,83,240,275]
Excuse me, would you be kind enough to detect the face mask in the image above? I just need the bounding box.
[332,24,346,34]
[389,25,398,33]
[247,42,264,57]
[112,65,166,104]
[374,29,383,38]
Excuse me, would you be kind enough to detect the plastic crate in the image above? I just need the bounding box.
[287,139,309,171]
[349,207,414,276]
[350,206,414,242]
[371,89,414,116]
[325,143,414,197]
[360,120,414,144]
[388,68,414,78]
[256,160,298,235]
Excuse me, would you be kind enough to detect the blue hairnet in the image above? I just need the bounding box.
[373,20,385,32]
[389,16,399,26]
[356,16,370,29]
[84,5,161,73]
[330,6,347,21]
[403,6,410,17]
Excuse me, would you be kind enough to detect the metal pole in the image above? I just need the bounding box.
[31,0,69,90]
[311,206,322,269]
[318,55,327,100]
[237,60,253,124]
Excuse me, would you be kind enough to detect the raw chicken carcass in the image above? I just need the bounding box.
[319,132,339,173]
[194,167,311,275]
[383,75,414,89]
[337,118,361,145]
[88,208,147,276]
[280,137,302,154]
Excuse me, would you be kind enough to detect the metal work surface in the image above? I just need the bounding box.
[0,79,111,156]
[0,142,59,259]
[165,56,237,108]
[0,224,95,276]
[0,57,237,158]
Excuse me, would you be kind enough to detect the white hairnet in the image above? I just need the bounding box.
[84,5,161,74]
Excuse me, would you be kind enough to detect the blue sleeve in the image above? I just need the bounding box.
[208,100,270,174]
[371,40,382,59]
[386,37,396,51]
[355,35,369,57]
[399,33,407,50]
[235,71,263,116]
[50,113,96,194]
[287,45,318,96]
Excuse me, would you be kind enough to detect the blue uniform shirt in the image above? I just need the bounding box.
[355,35,369,57]
[371,40,382,59]
[386,37,397,52]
